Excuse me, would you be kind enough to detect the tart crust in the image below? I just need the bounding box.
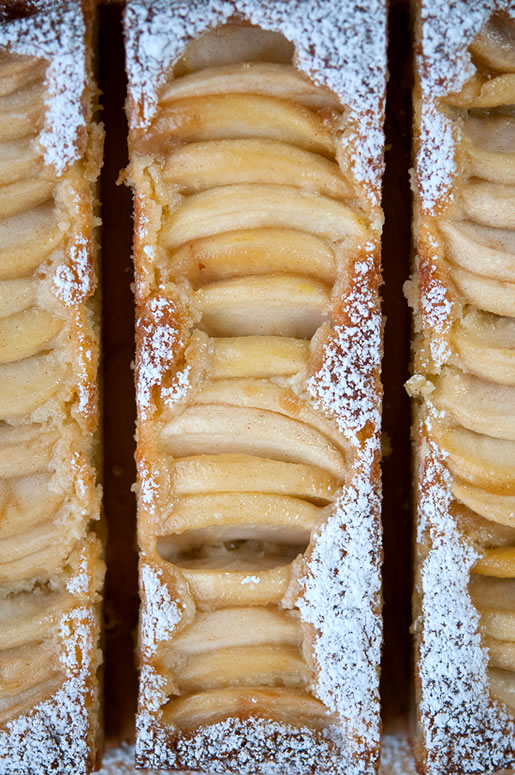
[125,1,386,773]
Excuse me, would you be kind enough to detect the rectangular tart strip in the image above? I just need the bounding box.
[0,3,104,774]
[125,2,386,773]
[411,2,515,772]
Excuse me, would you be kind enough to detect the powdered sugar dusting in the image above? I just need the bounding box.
[140,562,182,655]
[308,248,382,444]
[298,437,382,768]
[0,606,97,775]
[124,0,386,203]
[416,429,515,773]
[379,732,416,775]
[0,0,87,175]
[136,295,189,417]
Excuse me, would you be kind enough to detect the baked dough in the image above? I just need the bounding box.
[0,3,103,773]
[410,3,515,772]
[125,1,386,773]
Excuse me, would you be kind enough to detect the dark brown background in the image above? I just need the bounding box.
[98,0,414,749]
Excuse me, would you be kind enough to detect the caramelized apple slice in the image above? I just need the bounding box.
[0,353,66,417]
[161,404,346,477]
[162,687,331,731]
[450,74,515,108]
[171,228,336,285]
[473,548,515,578]
[0,203,62,280]
[451,264,515,318]
[0,279,35,318]
[441,221,515,282]
[470,16,515,72]
[160,63,339,109]
[211,336,309,378]
[163,139,348,198]
[484,637,515,672]
[435,368,515,440]
[0,55,46,97]
[0,176,54,220]
[170,607,300,655]
[196,274,330,338]
[453,310,515,386]
[161,493,322,535]
[173,454,339,502]
[180,564,291,608]
[481,610,515,641]
[178,645,309,692]
[0,587,72,650]
[462,182,515,230]
[0,674,63,726]
[0,641,59,702]
[453,479,515,528]
[0,307,62,363]
[148,94,334,156]
[436,425,515,493]
[489,668,515,712]
[163,184,365,249]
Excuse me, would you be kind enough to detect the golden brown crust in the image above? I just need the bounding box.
[126,2,385,773]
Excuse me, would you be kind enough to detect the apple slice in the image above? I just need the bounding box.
[481,610,515,641]
[178,645,309,693]
[489,668,515,712]
[163,139,348,199]
[453,479,515,528]
[0,175,54,220]
[170,607,300,656]
[0,474,62,538]
[0,203,62,280]
[453,310,515,386]
[449,74,515,109]
[435,367,515,440]
[0,307,62,363]
[0,586,71,650]
[0,641,59,704]
[451,264,515,318]
[163,184,365,249]
[436,425,515,494]
[470,576,515,610]
[148,94,334,157]
[0,352,66,418]
[0,673,63,726]
[211,335,309,378]
[161,404,346,477]
[170,228,336,285]
[0,279,35,318]
[162,687,331,731]
[0,55,46,97]
[180,564,291,608]
[0,139,41,185]
[193,378,345,452]
[173,454,339,503]
[484,637,515,673]
[196,274,330,338]
[0,426,56,478]
[473,548,515,578]
[462,181,515,230]
[470,17,515,73]
[160,63,339,109]
[0,521,76,583]
[465,140,515,186]
[161,492,322,536]
[0,82,45,141]
[441,220,515,282]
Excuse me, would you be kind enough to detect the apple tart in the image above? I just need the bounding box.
[0,3,103,774]
[410,3,515,773]
[125,1,386,773]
